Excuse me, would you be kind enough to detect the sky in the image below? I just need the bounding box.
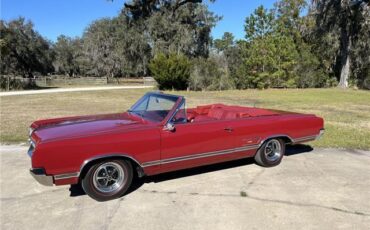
[1,0,276,42]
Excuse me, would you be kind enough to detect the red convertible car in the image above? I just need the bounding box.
[28,92,324,201]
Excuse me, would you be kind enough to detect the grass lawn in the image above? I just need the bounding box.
[1,88,369,150]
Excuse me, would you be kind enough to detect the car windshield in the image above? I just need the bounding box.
[128,93,181,122]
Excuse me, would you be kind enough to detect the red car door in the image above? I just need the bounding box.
[159,120,244,173]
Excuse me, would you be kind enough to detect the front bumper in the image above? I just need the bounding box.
[30,168,53,186]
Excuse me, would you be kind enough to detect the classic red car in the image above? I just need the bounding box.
[28,92,324,201]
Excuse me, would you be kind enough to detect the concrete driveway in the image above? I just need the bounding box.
[1,144,369,230]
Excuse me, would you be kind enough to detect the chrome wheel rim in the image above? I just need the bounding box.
[264,139,282,162]
[93,162,125,193]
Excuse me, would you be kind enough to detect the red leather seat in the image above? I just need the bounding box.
[207,108,225,119]
[193,115,216,122]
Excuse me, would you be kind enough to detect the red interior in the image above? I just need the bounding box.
[187,104,278,122]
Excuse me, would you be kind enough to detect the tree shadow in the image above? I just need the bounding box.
[69,144,313,198]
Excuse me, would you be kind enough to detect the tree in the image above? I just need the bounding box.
[105,15,152,77]
[81,18,120,77]
[244,6,275,41]
[122,0,220,58]
[310,0,370,88]
[76,0,219,78]
[274,0,330,88]
[0,18,54,78]
[189,54,235,91]
[53,35,79,76]
[214,32,234,52]
[243,6,282,88]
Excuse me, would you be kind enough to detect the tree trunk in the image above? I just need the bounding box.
[338,27,351,88]
[339,48,350,88]
[338,1,353,89]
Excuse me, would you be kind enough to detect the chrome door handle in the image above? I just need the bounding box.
[224,127,234,132]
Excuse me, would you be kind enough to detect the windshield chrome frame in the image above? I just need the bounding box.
[164,98,187,126]
[128,92,184,124]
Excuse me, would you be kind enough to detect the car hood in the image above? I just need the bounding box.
[31,113,148,143]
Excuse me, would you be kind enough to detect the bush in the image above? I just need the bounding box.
[149,53,191,90]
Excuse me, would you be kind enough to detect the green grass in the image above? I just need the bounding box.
[1,88,369,150]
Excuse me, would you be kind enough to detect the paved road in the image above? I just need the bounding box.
[1,145,369,230]
[0,85,154,97]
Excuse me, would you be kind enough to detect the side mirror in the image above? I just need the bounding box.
[164,122,176,132]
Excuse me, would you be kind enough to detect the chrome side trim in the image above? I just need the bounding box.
[142,144,260,168]
[260,133,323,145]
[74,132,323,173]
[292,129,325,143]
[54,172,80,180]
[293,135,317,143]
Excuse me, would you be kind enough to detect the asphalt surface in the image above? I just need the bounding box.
[0,85,153,97]
[1,144,370,230]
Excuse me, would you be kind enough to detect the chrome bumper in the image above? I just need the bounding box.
[30,168,53,186]
[316,129,325,140]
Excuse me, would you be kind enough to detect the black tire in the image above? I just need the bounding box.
[254,138,285,167]
[81,159,133,201]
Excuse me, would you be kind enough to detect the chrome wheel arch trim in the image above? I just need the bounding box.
[259,134,294,146]
[78,153,143,178]
[53,154,142,181]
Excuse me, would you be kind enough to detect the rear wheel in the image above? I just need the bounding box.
[81,159,133,201]
[254,138,285,167]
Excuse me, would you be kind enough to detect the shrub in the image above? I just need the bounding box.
[149,53,191,90]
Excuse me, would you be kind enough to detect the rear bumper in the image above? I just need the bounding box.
[29,168,53,186]
[316,128,325,140]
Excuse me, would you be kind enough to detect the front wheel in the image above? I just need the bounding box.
[81,159,133,201]
[254,138,285,167]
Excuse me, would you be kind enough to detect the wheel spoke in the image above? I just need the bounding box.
[264,140,282,162]
[111,167,117,176]
[92,162,125,193]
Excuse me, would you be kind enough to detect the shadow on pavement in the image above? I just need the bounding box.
[69,144,313,198]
